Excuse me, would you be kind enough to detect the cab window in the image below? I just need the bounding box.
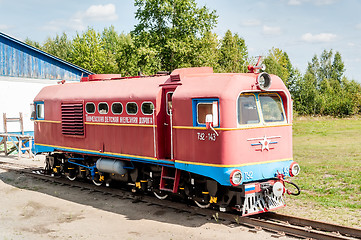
[197,103,212,124]
[259,94,285,123]
[238,94,259,125]
[192,98,219,127]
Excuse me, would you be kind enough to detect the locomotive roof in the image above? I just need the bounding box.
[34,67,288,102]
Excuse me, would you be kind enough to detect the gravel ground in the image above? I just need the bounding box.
[0,155,297,240]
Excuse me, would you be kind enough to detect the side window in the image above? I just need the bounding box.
[126,102,138,115]
[85,102,96,114]
[238,94,260,125]
[98,102,109,114]
[141,102,154,115]
[112,102,123,114]
[166,92,173,115]
[192,99,219,127]
[36,102,44,120]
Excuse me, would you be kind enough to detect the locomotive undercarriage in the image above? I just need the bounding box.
[45,152,286,215]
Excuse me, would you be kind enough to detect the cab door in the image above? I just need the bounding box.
[157,87,176,160]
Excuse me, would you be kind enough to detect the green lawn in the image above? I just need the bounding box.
[277,116,361,227]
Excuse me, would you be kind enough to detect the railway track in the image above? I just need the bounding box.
[0,160,360,240]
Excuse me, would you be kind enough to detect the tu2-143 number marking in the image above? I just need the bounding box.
[197,132,217,142]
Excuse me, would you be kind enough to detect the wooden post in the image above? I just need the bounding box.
[20,112,24,135]
[2,113,8,155]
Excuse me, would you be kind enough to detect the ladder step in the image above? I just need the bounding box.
[159,188,174,192]
[162,176,175,180]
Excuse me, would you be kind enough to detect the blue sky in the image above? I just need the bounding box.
[1,0,360,82]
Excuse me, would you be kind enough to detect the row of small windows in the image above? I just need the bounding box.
[86,102,154,115]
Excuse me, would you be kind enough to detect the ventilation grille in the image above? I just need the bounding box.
[170,74,181,82]
[61,103,84,136]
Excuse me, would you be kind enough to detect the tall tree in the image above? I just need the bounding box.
[263,47,293,86]
[24,38,41,49]
[69,27,109,73]
[192,31,219,69]
[132,0,218,72]
[42,32,72,61]
[218,30,248,73]
[101,26,120,73]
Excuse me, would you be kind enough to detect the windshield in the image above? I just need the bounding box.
[237,94,260,124]
[238,93,286,125]
[259,94,285,123]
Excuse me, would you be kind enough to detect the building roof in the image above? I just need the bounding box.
[0,31,93,81]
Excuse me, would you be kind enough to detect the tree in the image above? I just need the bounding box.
[42,32,72,61]
[132,0,218,72]
[69,27,113,74]
[24,38,41,49]
[263,47,293,86]
[101,26,120,73]
[192,31,219,69]
[218,30,248,73]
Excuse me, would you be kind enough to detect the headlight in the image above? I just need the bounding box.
[257,72,272,91]
[289,162,300,177]
[272,181,284,197]
[230,170,243,186]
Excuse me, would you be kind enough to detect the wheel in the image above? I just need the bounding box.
[92,179,103,186]
[92,174,104,186]
[194,200,211,209]
[67,175,76,181]
[66,169,77,181]
[154,190,168,200]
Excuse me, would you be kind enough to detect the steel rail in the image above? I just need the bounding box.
[0,162,360,240]
[260,212,361,239]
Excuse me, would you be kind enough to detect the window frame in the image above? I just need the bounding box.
[35,101,44,120]
[258,93,287,125]
[166,92,174,115]
[236,92,288,127]
[237,93,260,126]
[126,102,138,115]
[192,98,220,127]
[98,102,109,115]
[111,102,123,115]
[141,101,155,115]
[85,102,96,114]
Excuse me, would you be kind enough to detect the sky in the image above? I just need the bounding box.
[1,0,360,82]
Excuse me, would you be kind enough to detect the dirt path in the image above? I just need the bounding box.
[0,156,296,240]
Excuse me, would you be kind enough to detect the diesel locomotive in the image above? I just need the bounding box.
[32,64,300,216]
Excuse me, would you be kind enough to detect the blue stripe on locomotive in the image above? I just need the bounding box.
[35,143,292,186]
[174,160,293,186]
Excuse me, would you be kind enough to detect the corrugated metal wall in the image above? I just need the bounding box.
[0,32,92,81]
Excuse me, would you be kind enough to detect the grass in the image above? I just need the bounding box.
[277,115,361,227]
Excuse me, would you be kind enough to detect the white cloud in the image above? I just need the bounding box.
[43,4,118,32]
[84,4,118,21]
[240,19,261,27]
[314,0,338,5]
[0,24,10,31]
[287,0,302,5]
[356,23,361,30]
[263,25,282,35]
[301,33,336,43]
[287,0,338,5]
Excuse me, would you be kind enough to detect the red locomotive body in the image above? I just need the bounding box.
[33,67,300,215]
